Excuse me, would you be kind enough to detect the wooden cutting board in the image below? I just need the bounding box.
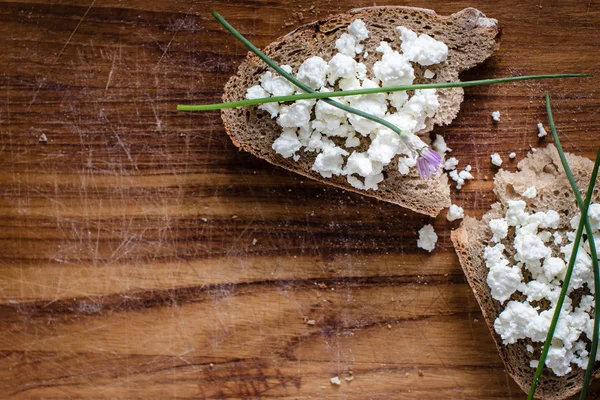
[1,0,599,398]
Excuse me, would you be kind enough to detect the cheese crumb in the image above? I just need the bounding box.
[490,153,503,167]
[527,344,534,353]
[444,157,459,171]
[447,204,465,221]
[417,224,437,252]
[432,134,451,155]
[489,219,508,242]
[537,122,548,137]
[397,27,448,66]
[521,186,537,199]
[423,69,435,79]
[491,111,501,122]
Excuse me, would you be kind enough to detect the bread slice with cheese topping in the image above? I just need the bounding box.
[221,6,501,216]
[452,145,600,399]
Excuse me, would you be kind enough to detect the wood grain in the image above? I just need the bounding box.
[1,0,599,398]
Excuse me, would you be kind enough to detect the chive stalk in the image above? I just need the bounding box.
[177,74,591,111]
[527,93,600,399]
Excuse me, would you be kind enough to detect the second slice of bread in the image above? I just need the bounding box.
[452,145,600,399]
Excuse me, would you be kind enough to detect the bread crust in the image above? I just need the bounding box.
[221,6,500,216]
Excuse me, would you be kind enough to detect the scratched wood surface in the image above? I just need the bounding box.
[1,0,600,398]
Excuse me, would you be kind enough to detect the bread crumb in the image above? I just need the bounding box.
[209,363,214,368]
[306,319,316,326]
[201,217,208,222]
[330,376,341,385]
[387,324,392,329]
[473,318,479,322]
[252,238,258,245]
[491,111,501,122]
[344,375,354,382]
[405,372,410,377]
[509,152,516,159]
[39,133,48,143]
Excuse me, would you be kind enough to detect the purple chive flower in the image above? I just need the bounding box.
[416,147,443,179]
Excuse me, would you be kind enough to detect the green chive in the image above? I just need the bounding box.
[177,74,591,111]
[527,93,600,399]
[209,11,408,139]
[580,150,600,399]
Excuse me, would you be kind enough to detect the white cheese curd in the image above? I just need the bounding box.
[348,19,369,41]
[247,20,451,191]
[326,53,359,85]
[272,129,303,159]
[537,122,548,137]
[487,263,523,303]
[311,145,349,178]
[489,218,508,242]
[344,151,384,190]
[417,224,437,252]
[486,180,600,376]
[527,344,534,353]
[423,69,435,79]
[444,157,459,171]
[490,153,503,167]
[278,102,313,130]
[260,68,295,96]
[449,169,464,189]
[246,85,280,118]
[397,27,448,66]
[505,200,528,226]
[433,134,451,156]
[494,301,539,344]
[446,204,464,221]
[336,33,360,57]
[491,111,501,122]
[388,91,409,110]
[398,156,417,175]
[401,89,440,133]
[373,41,415,86]
[296,56,328,89]
[521,186,537,199]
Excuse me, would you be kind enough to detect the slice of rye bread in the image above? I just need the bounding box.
[221,6,501,217]
[452,145,600,399]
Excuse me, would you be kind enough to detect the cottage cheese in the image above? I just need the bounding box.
[485,182,600,376]
[297,57,328,89]
[417,224,437,252]
[490,153,502,167]
[447,204,464,221]
[423,69,435,79]
[246,20,450,191]
[444,157,459,171]
[521,186,537,199]
[537,122,548,138]
[397,27,448,66]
